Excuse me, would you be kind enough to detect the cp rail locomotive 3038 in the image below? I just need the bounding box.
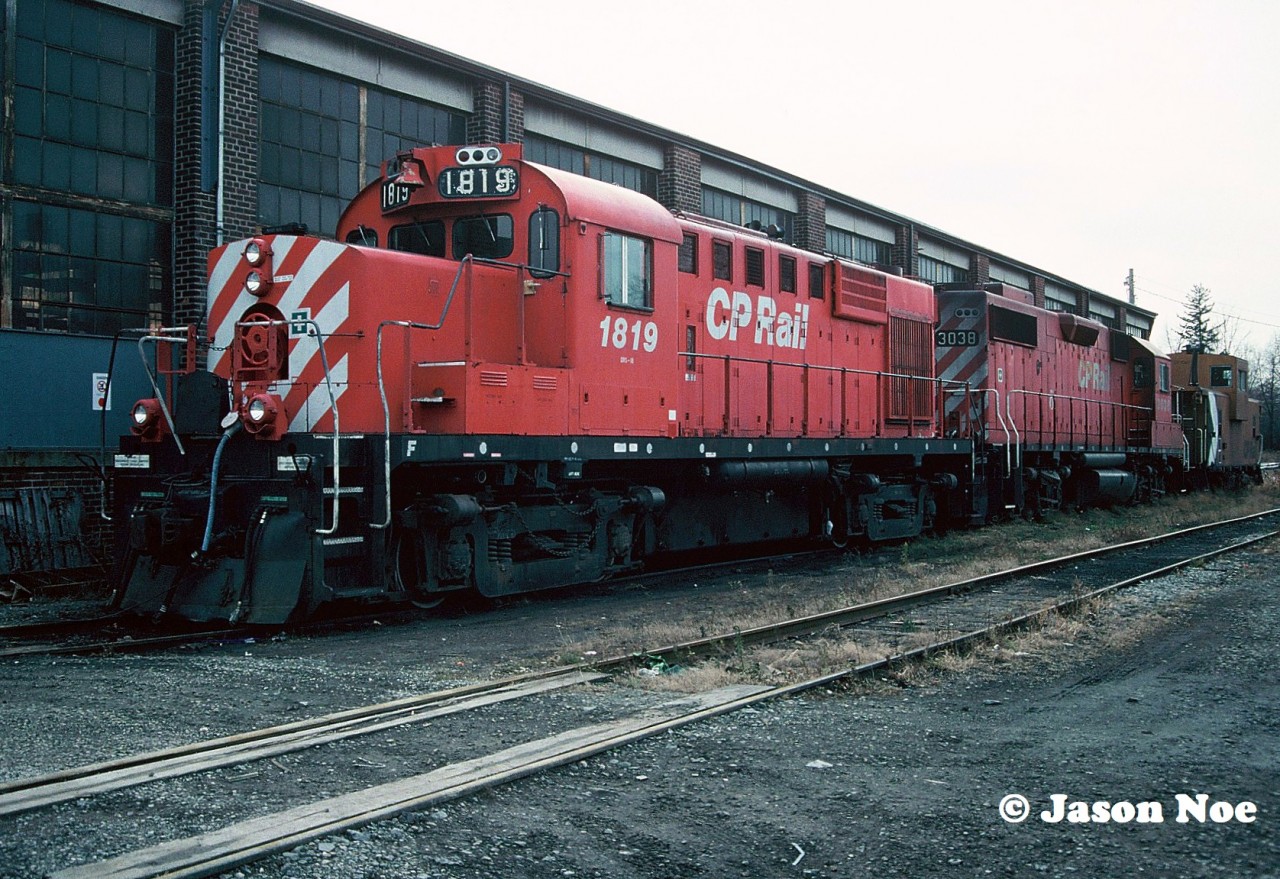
[111,143,1264,624]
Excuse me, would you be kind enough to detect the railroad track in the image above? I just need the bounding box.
[14,508,1280,879]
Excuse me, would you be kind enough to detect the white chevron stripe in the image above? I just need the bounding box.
[209,237,340,374]
[288,282,350,383]
[288,354,348,433]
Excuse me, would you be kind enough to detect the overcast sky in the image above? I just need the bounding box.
[310,0,1279,353]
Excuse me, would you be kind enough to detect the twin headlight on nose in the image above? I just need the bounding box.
[130,238,286,443]
[242,238,273,297]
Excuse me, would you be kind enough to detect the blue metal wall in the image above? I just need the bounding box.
[0,329,153,452]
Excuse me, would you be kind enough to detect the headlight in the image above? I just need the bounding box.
[243,237,270,266]
[129,398,164,438]
[242,393,282,438]
[247,396,269,423]
[245,271,266,295]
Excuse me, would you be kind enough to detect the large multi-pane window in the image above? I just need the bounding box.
[702,187,793,243]
[259,57,465,234]
[12,0,173,204]
[524,135,658,198]
[828,227,892,267]
[6,0,174,334]
[11,202,167,333]
[917,255,968,285]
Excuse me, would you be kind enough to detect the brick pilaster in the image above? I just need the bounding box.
[969,252,990,289]
[1028,275,1046,309]
[173,1,259,333]
[468,82,524,144]
[794,191,826,253]
[658,144,701,214]
[892,224,918,277]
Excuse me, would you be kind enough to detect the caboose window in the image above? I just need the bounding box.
[601,232,653,309]
[452,214,514,260]
[389,221,444,256]
[1209,366,1232,388]
[528,208,560,278]
[712,241,732,281]
[679,233,699,274]
[1159,363,1171,392]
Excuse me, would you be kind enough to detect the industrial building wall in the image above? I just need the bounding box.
[0,0,1154,578]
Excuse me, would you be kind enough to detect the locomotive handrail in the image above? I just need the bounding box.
[372,255,473,531]
[971,388,1012,472]
[136,327,198,458]
[236,317,342,536]
[1005,388,1155,465]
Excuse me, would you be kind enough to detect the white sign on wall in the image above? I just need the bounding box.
[93,372,113,412]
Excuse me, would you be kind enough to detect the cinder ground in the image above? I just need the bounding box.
[0,518,1277,878]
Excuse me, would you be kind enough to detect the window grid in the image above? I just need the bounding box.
[7,0,175,336]
[917,255,969,285]
[524,136,658,198]
[703,187,794,244]
[259,56,465,234]
[11,0,175,206]
[11,201,168,334]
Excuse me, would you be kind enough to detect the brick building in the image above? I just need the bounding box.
[0,0,1155,573]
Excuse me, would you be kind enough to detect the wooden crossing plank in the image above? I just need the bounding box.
[51,684,772,879]
[0,670,605,817]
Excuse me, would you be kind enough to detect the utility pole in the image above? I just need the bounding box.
[1125,268,1135,304]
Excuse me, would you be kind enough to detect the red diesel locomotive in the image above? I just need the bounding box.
[111,143,1258,624]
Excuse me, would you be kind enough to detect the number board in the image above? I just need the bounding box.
[438,165,519,199]
[935,329,980,348]
[381,179,412,213]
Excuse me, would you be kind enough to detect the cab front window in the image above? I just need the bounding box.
[389,221,444,256]
[452,214,514,260]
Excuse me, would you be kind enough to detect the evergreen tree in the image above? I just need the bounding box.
[1177,284,1221,353]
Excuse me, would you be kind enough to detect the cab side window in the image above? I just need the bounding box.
[528,207,560,277]
[601,231,653,309]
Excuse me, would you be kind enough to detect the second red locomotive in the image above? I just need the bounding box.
[110,143,1260,625]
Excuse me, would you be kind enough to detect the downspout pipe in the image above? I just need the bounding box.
[502,80,510,142]
[215,0,242,246]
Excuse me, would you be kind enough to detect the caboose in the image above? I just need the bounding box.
[1169,350,1264,488]
[112,144,972,624]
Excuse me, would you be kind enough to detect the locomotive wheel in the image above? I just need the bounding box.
[391,527,445,609]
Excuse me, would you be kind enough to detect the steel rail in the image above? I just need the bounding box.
[7,506,1276,821]
[615,506,1280,669]
[46,516,1279,879]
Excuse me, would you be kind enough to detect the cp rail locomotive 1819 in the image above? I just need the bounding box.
[110,143,1264,625]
